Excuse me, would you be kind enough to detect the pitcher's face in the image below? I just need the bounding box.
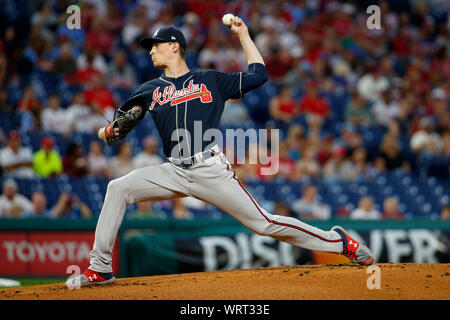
[150,42,176,69]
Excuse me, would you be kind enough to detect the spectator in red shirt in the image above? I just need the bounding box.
[392,26,411,59]
[72,50,103,85]
[274,143,296,180]
[316,135,334,167]
[430,46,450,83]
[85,17,115,56]
[18,86,40,112]
[187,0,226,29]
[269,86,299,123]
[299,80,330,119]
[330,4,354,37]
[84,73,115,116]
[382,197,404,220]
[265,47,294,83]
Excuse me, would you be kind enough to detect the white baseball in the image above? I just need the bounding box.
[222,14,235,27]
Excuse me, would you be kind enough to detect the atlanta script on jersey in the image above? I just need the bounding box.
[117,63,268,159]
[150,80,213,110]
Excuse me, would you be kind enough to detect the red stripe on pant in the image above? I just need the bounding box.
[227,164,341,243]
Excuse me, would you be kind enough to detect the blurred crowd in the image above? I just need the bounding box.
[0,0,449,220]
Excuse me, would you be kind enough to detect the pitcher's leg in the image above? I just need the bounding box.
[90,164,188,273]
[191,162,343,253]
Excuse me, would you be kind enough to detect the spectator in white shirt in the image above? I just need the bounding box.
[255,16,280,58]
[410,117,444,155]
[133,135,163,169]
[65,92,90,133]
[357,67,389,102]
[181,197,207,210]
[107,50,137,90]
[221,99,251,127]
[41,93,69,135]
[372,90,400,127]
[291,184,331,220]
[66,92,106,134]
[0,179,34,218]
[76,48,108,75]
[23,191,54,218]
[0,131,34,178]
[87,141,111,178]
[110,141,135,178]
[350,196,382,220]
[198,39,228,71]
[90,102,111,132]
[121,9,147,46]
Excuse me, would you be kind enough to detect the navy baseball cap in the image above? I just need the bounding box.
[140,27,187,50]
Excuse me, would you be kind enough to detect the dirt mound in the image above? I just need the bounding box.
[1,263,449,300]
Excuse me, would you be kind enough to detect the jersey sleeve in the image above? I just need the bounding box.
[215,63,269,101]
[118,85,149,113]
[215,71,242,101]
[117,84,153,119]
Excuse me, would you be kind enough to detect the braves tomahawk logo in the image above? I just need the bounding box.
[149,80,213,110]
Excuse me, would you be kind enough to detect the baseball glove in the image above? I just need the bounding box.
[101,105,144,145]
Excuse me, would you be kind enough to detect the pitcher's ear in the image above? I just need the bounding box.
[172,42,179,53]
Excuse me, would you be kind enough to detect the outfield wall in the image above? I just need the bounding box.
[0,218,449,277]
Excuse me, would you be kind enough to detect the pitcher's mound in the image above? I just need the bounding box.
[1,263,449,300]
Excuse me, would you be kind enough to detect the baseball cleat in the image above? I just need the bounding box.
[332,226,374,266]
[65,269,115,288]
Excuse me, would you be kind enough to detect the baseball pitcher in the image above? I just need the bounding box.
[66,16,373,288]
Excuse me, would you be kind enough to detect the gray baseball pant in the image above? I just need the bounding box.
[89,150,343,273]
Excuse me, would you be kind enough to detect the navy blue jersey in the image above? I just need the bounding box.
[119,63,268,158]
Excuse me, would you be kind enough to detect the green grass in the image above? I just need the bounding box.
[0,278,65,289]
